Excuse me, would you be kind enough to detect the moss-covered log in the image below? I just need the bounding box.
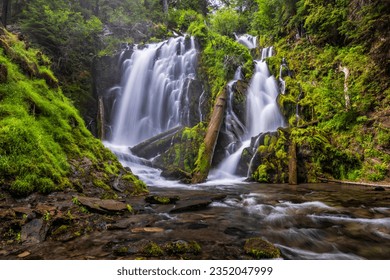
[192,89,227,183]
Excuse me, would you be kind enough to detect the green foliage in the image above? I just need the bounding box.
[168,9,203,32]
[200,32,253,98]
[20,0,103,74]
[252,164,269,183]
[209,8,240,37]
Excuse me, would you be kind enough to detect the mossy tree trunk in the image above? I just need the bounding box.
[192,89,227,183]
[288,140,298,185]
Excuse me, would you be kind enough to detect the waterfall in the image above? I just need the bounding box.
[106,34,284,184]
[235,34,257,49]
[211,46,285,179]
[279,58,291,95]
[111,36,198,146]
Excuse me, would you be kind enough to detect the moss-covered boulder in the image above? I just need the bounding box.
[249,129,289,183]
[153,123,207,180]
[244,238,281,259]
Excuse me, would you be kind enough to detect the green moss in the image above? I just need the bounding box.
[52,225,70,236]
[165,240,201,255]
[93,179,110,191]
[252,164,269,183]
[244,238,281,259]
[0,26,148,197]
[126,204,134,213]
[122,173,148,195]
[142,242,164,257]
[193,142,209,175]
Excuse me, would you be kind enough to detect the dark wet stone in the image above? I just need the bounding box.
[224,227,249,238]
[76,196,128,213]
[35,204,57,216]
[107,218,135,230]
[12,207,33,216]
[0,209,16,219]
[187,223,208,230]
[160,168,192,182]
[0,250,8,256]
[21,219,48,244]
[170,200,212,213]
[374,187,386,191]
[145,195,180,205]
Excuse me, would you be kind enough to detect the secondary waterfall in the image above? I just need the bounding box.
[111,36,198,146]
[235,34,257,49]
[211,46,285,178]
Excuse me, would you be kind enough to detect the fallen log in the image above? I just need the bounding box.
[318,178,390,188]
[192,89,227,183]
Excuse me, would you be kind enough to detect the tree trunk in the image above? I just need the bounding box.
[97,96,105,140]
[288,141,298,185]
[192,89,227,183]
[1,0,10,27]
[94,0,100,16]
[162,0,168,14]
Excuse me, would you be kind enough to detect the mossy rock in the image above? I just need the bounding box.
[164,240,201,256]
[142,241,164,257]
[145,195,180,205]
[244,238,281,259]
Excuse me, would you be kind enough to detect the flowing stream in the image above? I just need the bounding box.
[104,36,390,260]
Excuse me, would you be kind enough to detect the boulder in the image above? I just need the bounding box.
[76,196,128,213]
[160,168,192,182]
[131,126,184,159]
[170,195,226,213]
[145,195,180,205]
[244,237,281,259]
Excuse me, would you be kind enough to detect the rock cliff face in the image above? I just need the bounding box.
[92,51,130,139]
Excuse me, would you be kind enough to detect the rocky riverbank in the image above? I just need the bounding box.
[0,184,281,260]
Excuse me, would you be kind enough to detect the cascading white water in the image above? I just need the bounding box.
[235,34,257,49]
[211,46,285,178]
[111,36,198,146]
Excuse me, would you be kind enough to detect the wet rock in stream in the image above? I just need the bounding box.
[170,194,227,213]
[21,219,49,244]
[76,196,129,213]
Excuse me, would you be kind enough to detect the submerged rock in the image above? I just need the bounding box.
[170,195,226,213]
